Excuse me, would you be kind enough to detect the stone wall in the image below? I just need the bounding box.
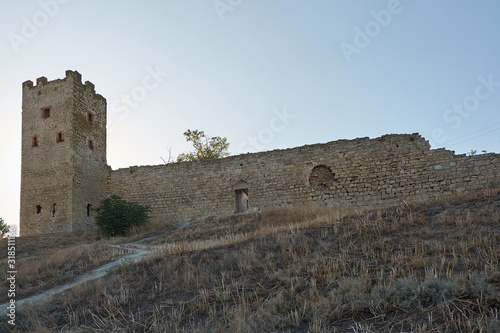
[70,75,109,233]
[107,133,500,224]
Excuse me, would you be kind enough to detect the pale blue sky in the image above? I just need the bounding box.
[1,1,499,231]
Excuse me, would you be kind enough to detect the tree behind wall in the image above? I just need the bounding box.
[176,129,230,162]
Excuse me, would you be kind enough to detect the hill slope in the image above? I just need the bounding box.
[6,189,500,332]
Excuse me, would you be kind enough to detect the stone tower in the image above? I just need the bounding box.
[20,71,109,235]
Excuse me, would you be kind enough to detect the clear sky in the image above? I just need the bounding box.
[1,1,499,231]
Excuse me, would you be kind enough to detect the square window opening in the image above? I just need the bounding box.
[42,107,51,119]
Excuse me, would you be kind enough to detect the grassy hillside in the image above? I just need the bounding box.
[0,233,126,305]
[6,189,500,332]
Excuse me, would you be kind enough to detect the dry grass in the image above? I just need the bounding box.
[8,188,500,332]
[141,204,356,252]
[0,235,125,303]
[0,232,97,261]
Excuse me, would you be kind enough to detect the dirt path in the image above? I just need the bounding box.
[0,245,151,315]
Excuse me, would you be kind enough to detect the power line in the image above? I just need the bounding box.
[447,127,500,148]
[440,121,500,146]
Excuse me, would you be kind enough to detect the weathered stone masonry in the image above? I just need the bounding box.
[20,71,109,235]
[20,71,500,235]
[108,134,500,223]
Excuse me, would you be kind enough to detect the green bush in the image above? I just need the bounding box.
[94,195,151,237]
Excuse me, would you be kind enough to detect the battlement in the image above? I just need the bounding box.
[22,70,105,102]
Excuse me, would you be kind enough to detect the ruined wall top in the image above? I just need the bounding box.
[114,132,435,171]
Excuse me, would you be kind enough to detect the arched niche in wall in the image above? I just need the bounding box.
[309,165,336,192]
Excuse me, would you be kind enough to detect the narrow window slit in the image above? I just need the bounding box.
[87,112,95,124]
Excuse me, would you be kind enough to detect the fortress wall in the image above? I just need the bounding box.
[20,70,500,235]
[106,134,500,224]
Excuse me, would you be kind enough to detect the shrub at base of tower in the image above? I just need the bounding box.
[94,195,151,237]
